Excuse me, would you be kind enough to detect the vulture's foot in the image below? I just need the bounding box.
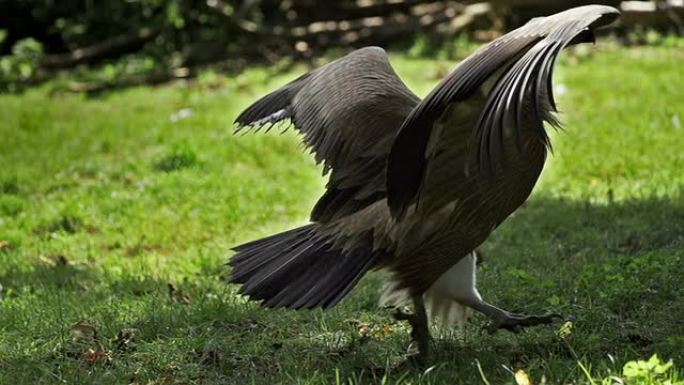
[393,296,430,364]
[486,311,563,334]
[465,299,562,334]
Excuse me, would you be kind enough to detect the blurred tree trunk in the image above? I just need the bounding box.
[40,28,159,69]
[210,0,495,58]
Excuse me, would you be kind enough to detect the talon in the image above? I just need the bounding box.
[488,312,564,334]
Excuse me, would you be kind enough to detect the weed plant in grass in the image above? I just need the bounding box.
[0,43,683,384]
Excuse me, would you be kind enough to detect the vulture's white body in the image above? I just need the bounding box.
[382,252,480,328]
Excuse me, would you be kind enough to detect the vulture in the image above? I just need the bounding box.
[229,5,620,360]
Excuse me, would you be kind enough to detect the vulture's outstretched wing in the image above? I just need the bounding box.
[235,47,419,222]
[387,5,620,217]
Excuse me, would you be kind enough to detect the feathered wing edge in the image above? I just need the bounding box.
[233,72,310,133]
[232,47,419,223]
[470,21,596,175]
[387,5,620,218]
[386,37,538,218]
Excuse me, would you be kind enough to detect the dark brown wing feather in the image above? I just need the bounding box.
[387,5,620,218]
[235,47,419,222]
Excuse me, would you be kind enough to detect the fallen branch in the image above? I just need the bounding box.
[291,0,436,22]
[64,68,189,95]
[207,0,478,42]
[40,28,159,69]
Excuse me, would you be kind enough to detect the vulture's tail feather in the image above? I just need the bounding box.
[229,224,377,309]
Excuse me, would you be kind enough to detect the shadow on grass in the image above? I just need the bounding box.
[1,194,683,383]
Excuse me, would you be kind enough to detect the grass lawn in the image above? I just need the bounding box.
[1,42,683,384]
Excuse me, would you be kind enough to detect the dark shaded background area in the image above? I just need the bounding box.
[1,0,682,91]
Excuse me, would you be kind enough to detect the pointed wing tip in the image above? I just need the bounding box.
[232,121,249,135]
[551,4,621,27]
[594,5,621,27]
[233,111,254,132]
[231,108,292,135]
[530,5,620,32]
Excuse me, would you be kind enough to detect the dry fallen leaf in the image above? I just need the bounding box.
[381,324,394,335]
[82,348,112,364]
[372,324,394,339]
[114,328,139,351]
[40,254,71,266]
[168,283,191,304]
[515,369,533,385]
[358,322,370,337]
[557,320,574,340]
[0,240,10,250]
[71,320,98,342]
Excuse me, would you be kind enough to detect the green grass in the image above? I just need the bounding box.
[1,42,683,384]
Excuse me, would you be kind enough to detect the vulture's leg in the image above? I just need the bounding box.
[436,252,562,333]
[393,295,430,362]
